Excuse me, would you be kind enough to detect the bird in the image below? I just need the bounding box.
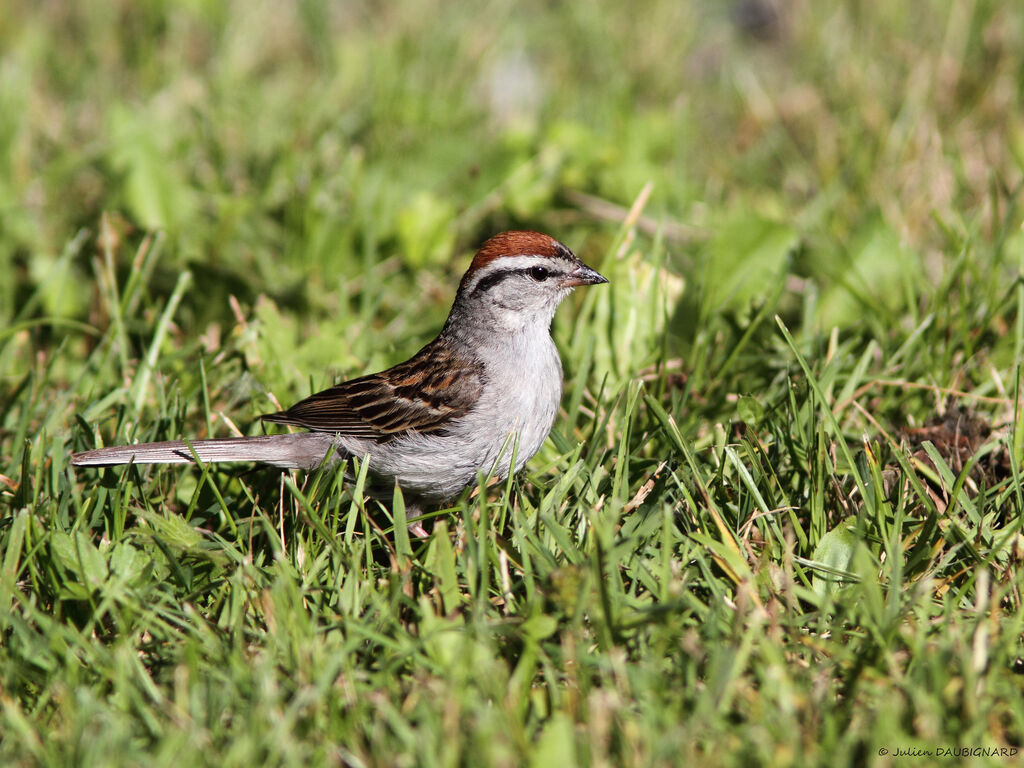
[72,231,608,505]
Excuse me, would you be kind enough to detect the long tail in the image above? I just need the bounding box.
[71,433,339,470]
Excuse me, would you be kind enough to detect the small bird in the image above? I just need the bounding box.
[72,231,608,504]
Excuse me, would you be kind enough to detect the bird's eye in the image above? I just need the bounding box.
[527,266,550,282]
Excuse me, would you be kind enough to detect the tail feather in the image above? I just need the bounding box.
[71,433,339,470]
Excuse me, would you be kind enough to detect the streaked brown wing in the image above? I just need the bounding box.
[261,339,485,441]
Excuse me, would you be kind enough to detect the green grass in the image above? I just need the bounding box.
[3,1,1024,765]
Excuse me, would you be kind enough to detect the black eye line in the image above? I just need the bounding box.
[473,264,564,294]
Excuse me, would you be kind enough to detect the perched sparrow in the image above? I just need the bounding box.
[72,231,608,503]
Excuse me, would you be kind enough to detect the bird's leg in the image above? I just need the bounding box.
[405,500,431,539]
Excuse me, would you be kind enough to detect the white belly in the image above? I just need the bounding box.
[343,331,562,502]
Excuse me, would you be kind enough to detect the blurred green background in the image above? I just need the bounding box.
[6,0,1022,353]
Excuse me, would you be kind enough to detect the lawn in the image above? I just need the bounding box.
[3,1,1024,765]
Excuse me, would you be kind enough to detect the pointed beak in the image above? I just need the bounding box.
[561,262,609,288]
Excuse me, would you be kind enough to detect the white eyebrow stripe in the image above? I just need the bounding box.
[463,254,569,293]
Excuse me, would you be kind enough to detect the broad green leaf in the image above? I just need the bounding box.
[811,518,859,597]
[49,531,107,589]
[530,713,576,768]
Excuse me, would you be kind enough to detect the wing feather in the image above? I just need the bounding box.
[261,339,484,441]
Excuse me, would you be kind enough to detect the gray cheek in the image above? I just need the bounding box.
[491,288,531,312]
[491,280,559,311]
